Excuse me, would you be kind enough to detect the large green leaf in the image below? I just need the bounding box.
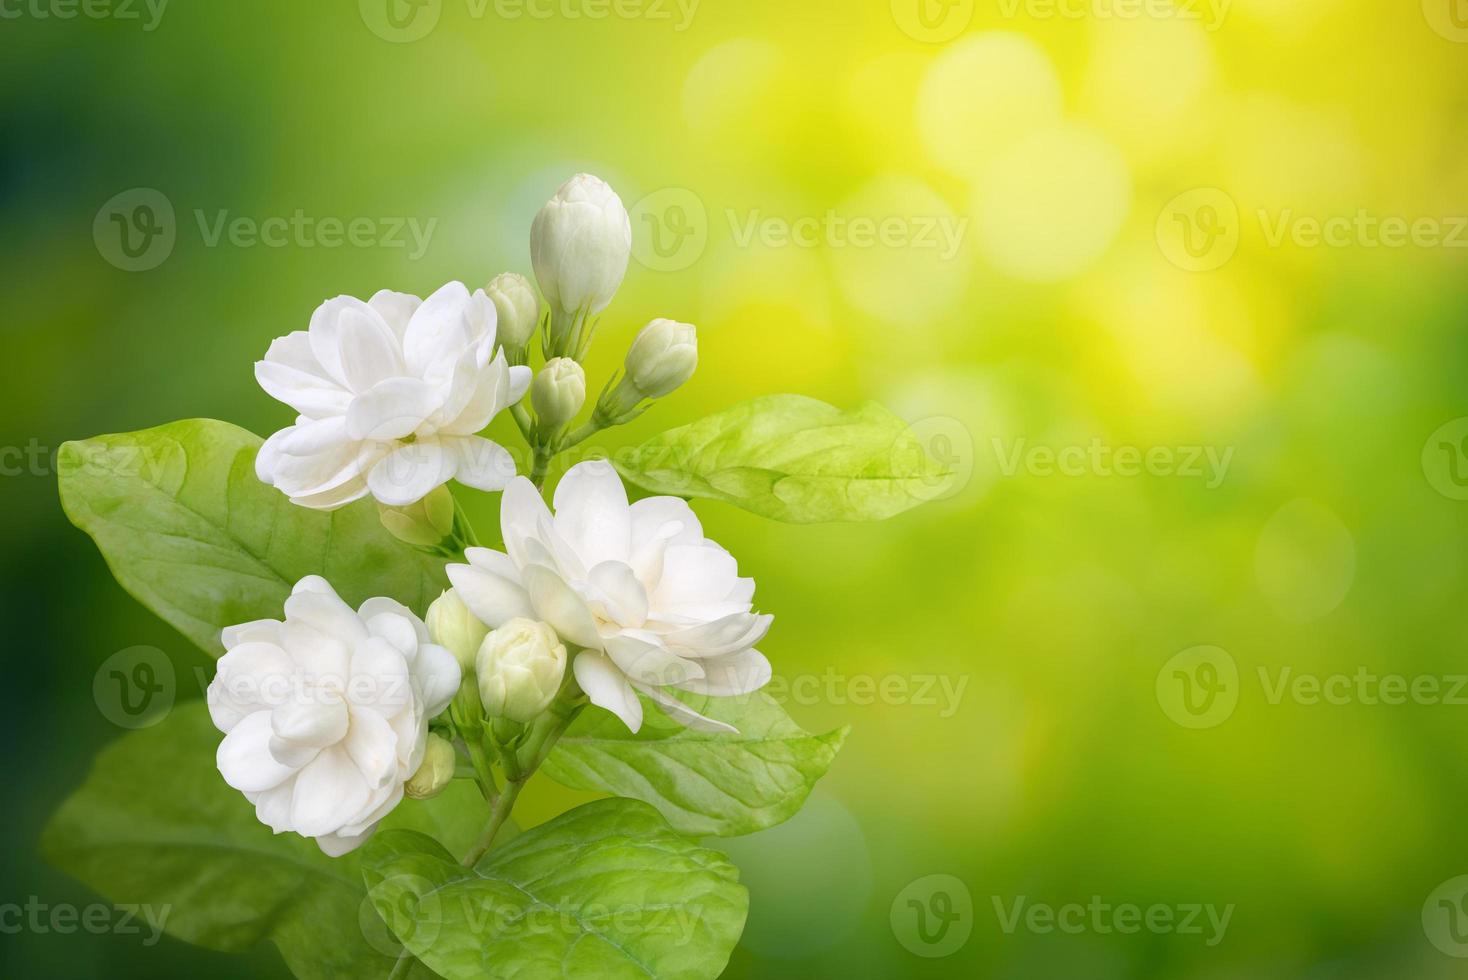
[58,418,447,656]
[41,701,487,979]
[542,692,848,837]
[612,394,953,523]
[361,799,747,980]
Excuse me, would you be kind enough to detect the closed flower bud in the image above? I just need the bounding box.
[404,733,456,800]
[531,357,587,430]
[426,589,489,672]
[485,272,540,357]
[378,484,456,549]
[530,174,631,319]
[476,619,567,724]
[625,318,698,398]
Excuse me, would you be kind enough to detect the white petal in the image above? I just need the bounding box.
[307,296,382,389]
[573,651,643,733]
[368,289,422,339]
[464,547,521,581]
[524,564,603,649]
[290,745,370,838]
[499,477,554,570]
[412,642,462,717]
[271,697,349,748]
[604,634,703,687]
[255,360,351,419]
[443,436,516,492]
[208,641,296,733]
[445,563,534,628]
[221,619,281,652]
[366,612,419,657]
[403,281,473,382]
[343,705,399,789]
[629,496,703,549]
[284,583,367,644]
[587,561,648,628]
[553,461,631,567]
[336,304,406,393]
[438,350,509,435]
[347,638,413,716]
[218,711,299,793]
[507,364,532,404]
[346,377,440,441]
[359,597,429,644]
[367,439,456,507]
[253,780,296,834]
[634,683,738,734]
[661,613,773,659]
[652,543,742,610]
[676,648,772,697]
[316,825,376,856]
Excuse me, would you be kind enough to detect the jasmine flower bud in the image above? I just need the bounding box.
[426,588,490,672]
[531,174,631,320]
[404,733,456,800]
[531,357,587,433]
[477,619,567,725]
[485,272,540,364]
[625,318,698,399]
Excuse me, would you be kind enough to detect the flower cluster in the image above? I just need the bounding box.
[213,174,765,855]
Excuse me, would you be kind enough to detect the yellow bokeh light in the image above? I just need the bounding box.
[917,32,1064,179]
[971,123,1132,283]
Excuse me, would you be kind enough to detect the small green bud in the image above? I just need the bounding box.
[486,272,541,361]
[477,619,567,725]
[531,357,587,431]
[625,318,697,399]
[426,589,490,672]
[405,733,456,800]
[378,485,455,549]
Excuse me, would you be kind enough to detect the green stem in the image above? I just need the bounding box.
[464,737,499,800]
[460,779,522,868]
[386,949,414,980]
[510,402,533,443]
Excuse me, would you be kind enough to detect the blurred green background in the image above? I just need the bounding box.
[5,0,1468,976]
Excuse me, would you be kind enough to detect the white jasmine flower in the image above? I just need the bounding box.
[206,576,461,856]
[530,174,631,319]
[254,282,532,510]
[446,462,772,733]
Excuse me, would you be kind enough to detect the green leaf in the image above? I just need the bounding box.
[58,418,447,656]
[612,394,953,523]
[41,701,484,979]
[361,799,747,980]
[541,692,848,837]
